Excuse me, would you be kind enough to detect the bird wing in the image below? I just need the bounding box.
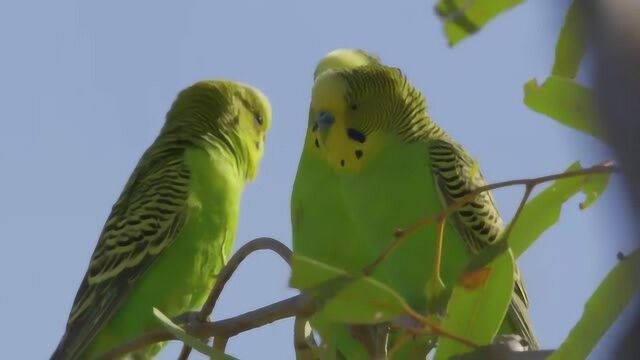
[427,137,538,349]
[52,145,191,359]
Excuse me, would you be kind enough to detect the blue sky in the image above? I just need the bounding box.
[0,0,636,358]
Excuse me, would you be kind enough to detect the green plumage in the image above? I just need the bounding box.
[52,80,271,359]
[291,49,385,359]
[291,50,537,358]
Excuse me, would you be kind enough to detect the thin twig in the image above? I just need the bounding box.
[178,237,292,359]
[213,337,229,353]
[98,294,315,359]
[502,184,534,243]
[364,161,617,273]
[98,163,616,359]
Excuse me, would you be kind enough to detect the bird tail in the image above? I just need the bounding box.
[504,272,539,350]
[50,332,72,360]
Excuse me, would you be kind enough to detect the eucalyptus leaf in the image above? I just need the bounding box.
[435,242,515,359]
[290,254,410,323]
[524,76,602,141]
[552,0,587,78]
[580,172,610,210]
[509,162,610,258]
[550,250,640,359]
[435,0,523,46]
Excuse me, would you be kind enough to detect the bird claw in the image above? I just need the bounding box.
[174,310,207,325]
[492,334,529,351]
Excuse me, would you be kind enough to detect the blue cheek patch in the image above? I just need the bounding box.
[347,128,367,143]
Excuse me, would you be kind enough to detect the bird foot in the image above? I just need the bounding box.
[174,310,207,325]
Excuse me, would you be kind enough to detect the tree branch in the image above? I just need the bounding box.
[96,163,616,359]
[364,160,618,273]
[97,294,315,359]
[178,237,292,359]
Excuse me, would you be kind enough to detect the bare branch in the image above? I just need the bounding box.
[501,184,534,243]
[213,337,229,353]
[98,294,315,359]
[97,162,614,359]
[200,237,292,318]
[178,237,292,359]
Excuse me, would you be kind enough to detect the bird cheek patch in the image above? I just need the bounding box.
[347,128,367,143]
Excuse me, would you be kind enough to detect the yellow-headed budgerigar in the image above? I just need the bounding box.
[291,49,537,357]
[52,80,271,359]
[291,49,387,359]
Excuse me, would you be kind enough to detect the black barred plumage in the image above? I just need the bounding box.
[57,144,191,358]
[52,80,271,360]
[337,66,444,142]
[428,138,501,249]
[310,62,537,350]
[332,64,538,349]
[427,138,538,349]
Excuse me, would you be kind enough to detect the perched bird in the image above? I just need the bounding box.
[52,80,271,359]
[292,48,381,276]
[291,49,384,359]
[291,50,537,358]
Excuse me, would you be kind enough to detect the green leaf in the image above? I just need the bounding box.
[580,172,611,210]
[435,0,524,46]
[524,76,602,141]
[509,162,583,258]
[509,162,609,258]
[435,242,515,359]
[153,308,237,360]
[552,0,587,78]
[290,254,409,323]
[550,249,640,360]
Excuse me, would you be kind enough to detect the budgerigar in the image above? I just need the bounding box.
[291,49,386,359]
[52,80,271,359]
[291,50,537,358]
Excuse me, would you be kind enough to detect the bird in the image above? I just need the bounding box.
[51,80,271,359]
[291,49,537,358]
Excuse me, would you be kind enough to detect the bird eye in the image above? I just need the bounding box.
[350,103,358,111]
[255,115,264,125]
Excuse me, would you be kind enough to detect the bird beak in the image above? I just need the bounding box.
[316,111,335,130]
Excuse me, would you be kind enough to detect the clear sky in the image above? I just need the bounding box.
[0,0,636,359]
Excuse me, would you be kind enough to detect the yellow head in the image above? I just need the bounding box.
[309,65,429,173]
[314,48,381,79]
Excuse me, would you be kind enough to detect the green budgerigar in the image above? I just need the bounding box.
[52,80,271,359]
[291,50,537,357]
[291,49,385,358]
[292,48,381,275]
